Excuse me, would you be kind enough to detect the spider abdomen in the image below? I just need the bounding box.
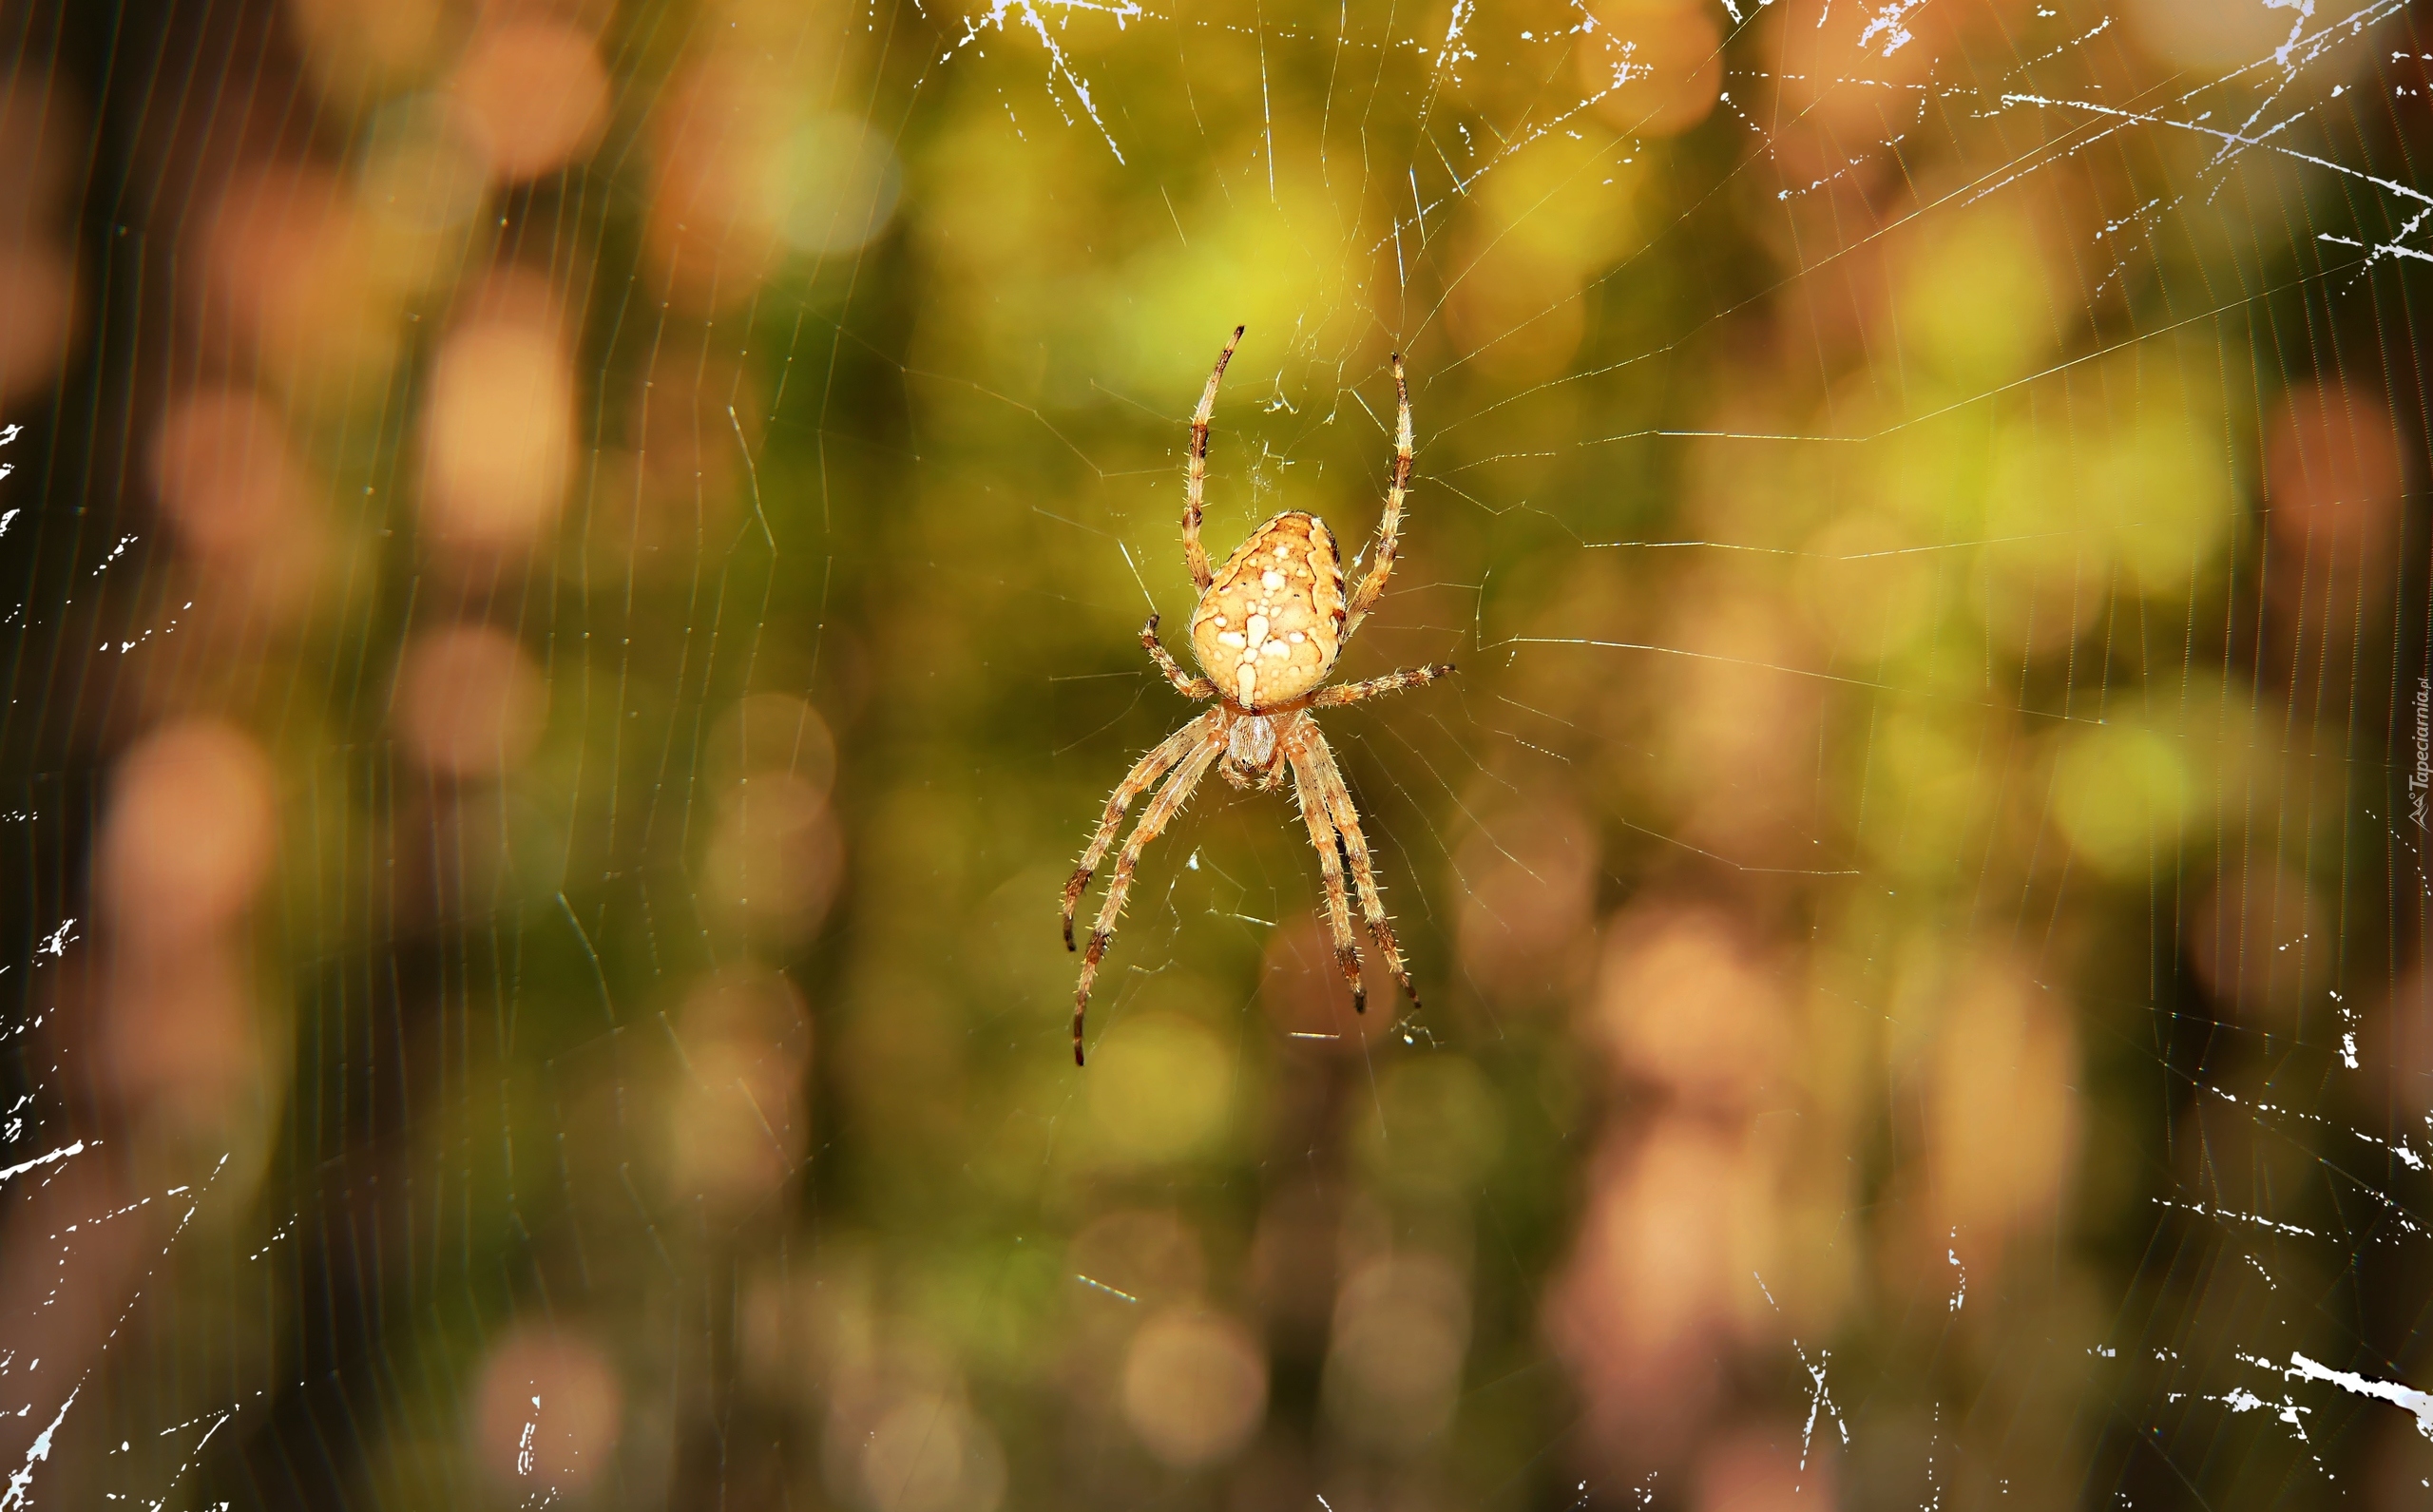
[1188,511,1345,710]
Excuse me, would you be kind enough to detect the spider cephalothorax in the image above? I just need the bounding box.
[1062,328,1453,1065]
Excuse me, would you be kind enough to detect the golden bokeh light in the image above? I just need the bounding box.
[857,1392,1006,1512]
[1894,203,2060,392]
[1443,226,1589,386]
[2266,379,2404,563]
[1694,1424,1830,1512]
[1580,0,1722,138]
[1658,592,1828,865]
[705,692,835,800]
[662,967,814,1210]
[645,50,903,313]
[148,387,310,557]
[1761,0,1953,151]
[1589,906,1791,1112]
[145,382,331,621]
[2088,384,2238,600]
[393,623,547,777]
[698,772,845,943]
[1925,951,2080,1261]
[2124,0,2327,72]
[418,316,577,557]
[96,720,279,951]
[200,163,406,397]
[448,19,611,183]
[0,239,75,408]
[91,938,262,1139]
[2186,862,2328,1024]
[470,1325,624,1496]
[1543,1119,1777,1442]
[2384,965,2433,1125]
[1119,1310,1268,1469]
[0,68,86,236]
[285,0,453,107]
[2050,721,2197,881]
[1794,511,1940,666]
[0,56,78,408]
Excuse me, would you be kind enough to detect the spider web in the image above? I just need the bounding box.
[2,0,2432,1506]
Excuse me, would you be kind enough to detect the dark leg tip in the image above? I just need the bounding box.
[1352,986,1367,1015]
[1074,1043,1086,1067]
[1063,922,1076,952]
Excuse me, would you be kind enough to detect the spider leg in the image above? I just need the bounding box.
[1140,614,1216,699]
[1342,354,1412,640]
[1308,661,1454,709]
[1283,725,1369,1014]
[1063,710,1222,950]
[1073,726,1226,1065]
[1183,326,1244,593]
[1291,718,1420,1009]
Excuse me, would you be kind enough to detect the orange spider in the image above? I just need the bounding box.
[1062,327,1453,1065]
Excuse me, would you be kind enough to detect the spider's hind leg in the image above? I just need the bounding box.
[1292,718,1421,1011]
[1064,712,1221,950]
[1073,727,1226,1064]
[1285,725,1370,1015]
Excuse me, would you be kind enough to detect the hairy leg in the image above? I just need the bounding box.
[1183,326,1245,593]
[1293,721,1420,1008]
[1063,710,1221,949]
[1284,734,1369,1014]
[1073,730,1226,1064]
[1343,354,1412,639]
[1140,614,1216,699]
[1308,661,1454,709]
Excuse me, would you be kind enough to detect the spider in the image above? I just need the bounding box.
[1062,327,1453,1065]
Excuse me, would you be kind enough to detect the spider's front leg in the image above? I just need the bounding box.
[1141,614,1216,699]
[1342,354,1413,641]
[1182,326,1244,592]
